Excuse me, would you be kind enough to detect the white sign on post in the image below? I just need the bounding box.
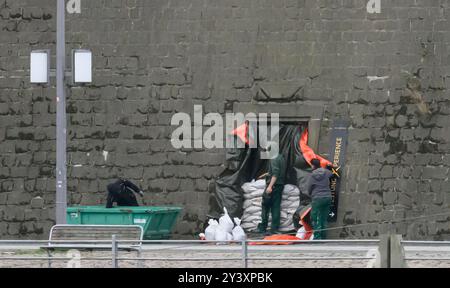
[367,0,381,14]
[67,0,81,14]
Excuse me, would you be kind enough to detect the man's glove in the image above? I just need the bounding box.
[262,190,273,206]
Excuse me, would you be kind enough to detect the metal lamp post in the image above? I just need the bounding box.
[30,0,91,224]
[55,0,67,225]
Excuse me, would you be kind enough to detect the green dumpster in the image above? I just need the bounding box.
[67,206,182,240]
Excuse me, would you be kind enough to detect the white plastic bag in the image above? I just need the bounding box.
[205,219,219,241]
[232,217,247,241]
[215,225,228,244]
[296,227,306,239]
[226,233,233,241]
[219,207,234,233]
[296,226,314,240]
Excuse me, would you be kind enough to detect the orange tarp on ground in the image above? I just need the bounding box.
[248,206,314,245]
[249,235,302,245]
[298,207,314,240]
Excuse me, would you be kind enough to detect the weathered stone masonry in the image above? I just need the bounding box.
[0,0,449,240]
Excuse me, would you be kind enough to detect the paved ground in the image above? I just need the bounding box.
[404,243,450,268]
[0,242,380,268]
[0,241,449,268]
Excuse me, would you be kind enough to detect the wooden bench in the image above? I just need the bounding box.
[42,225,144,267]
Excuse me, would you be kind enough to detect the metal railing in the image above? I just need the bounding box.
[402,240,450,261]
[0,238,380,268]
[2,236,449,268]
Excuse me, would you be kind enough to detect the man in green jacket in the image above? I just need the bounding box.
[257,145,286,235]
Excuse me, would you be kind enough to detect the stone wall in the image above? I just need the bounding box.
[0,0,449,240]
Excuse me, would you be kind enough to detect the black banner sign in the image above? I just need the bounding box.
[328,119,349,222]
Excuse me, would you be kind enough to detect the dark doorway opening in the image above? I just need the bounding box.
[209,122,313,219]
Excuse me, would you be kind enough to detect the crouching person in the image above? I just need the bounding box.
[106,179,144,208]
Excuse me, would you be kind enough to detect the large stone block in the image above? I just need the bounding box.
[422,167,448,180]
[3,206,25,222]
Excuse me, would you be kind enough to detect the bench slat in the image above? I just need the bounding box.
[46,225,143,250]
[51,232,141,237]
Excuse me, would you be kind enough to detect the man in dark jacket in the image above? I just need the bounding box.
[106,179,144,208]
[257,144,286,235]
[307,159,333,240]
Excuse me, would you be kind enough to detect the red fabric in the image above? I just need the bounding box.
[230,123,250,145]
[299,129,332,168]
[293,207,313,240]
[299,219,314,241]
[249,235,301,246]
[300,207,312,220]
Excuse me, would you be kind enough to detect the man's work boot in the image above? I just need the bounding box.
[269,229,281,235]
[257,223,267,234]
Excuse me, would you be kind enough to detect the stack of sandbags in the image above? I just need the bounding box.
[241,180,265,231]
[279,184,300,232]
[241,180,300,232]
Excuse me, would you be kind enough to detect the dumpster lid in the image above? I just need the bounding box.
[67,206,182,213]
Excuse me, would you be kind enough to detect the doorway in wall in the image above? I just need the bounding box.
[210,121,314,219]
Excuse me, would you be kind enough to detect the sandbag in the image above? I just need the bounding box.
[283,184,300,194]
[241,183,258,193]
[243,189,265,200]
[241,180,266,191]
[205,219,219,241]
[280,226,294,232]
[281,202,299,209]
[281,222,294,227]
[215,225,228,242]
[241,223,256,229]
[219,207,234,233]
[232,218,247,241]
[243,199,261,209]
[244,206,261,215]
[242,215,261,223]
[282,195,300,201]
[241,221,257,227]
